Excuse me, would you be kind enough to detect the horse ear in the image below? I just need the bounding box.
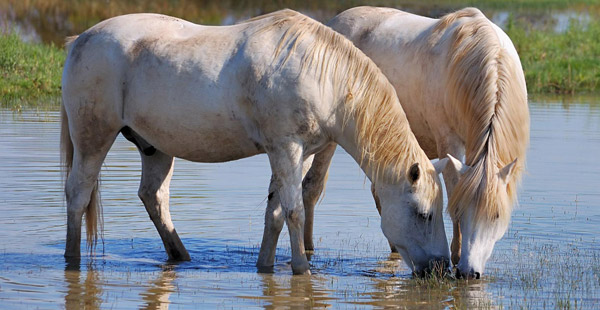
[499,158,518,184]
[447,154,469,176]
[432,158,449,174]
[409,163,420,184]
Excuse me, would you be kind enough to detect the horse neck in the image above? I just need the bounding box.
[332,94,426,185]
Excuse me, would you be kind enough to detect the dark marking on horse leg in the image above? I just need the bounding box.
[268,192,274,201]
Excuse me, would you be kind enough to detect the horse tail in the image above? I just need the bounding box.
[61,88,102,252]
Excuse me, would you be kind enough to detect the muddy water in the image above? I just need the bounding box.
[0,98,599,309]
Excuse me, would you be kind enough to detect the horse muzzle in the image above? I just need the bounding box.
[456,267,481,280]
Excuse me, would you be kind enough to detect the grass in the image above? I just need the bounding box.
[4,0,600,45]
[506,16,600,94]
[0,33,65,107]
[2,3,600,106]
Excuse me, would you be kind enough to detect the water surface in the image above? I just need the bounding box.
[0,98,599,308]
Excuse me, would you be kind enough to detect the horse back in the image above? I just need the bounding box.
[62,13,332,163]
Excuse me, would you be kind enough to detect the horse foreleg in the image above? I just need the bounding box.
[257,176,285,272]
[302,143,336,252]
[138,150,190,261]
[266,140,310,275]
[436,135,465,266]
[257,154,315,271]
[451,221,462,266]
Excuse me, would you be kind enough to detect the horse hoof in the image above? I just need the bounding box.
[292,262,311,275]
[256,265,275,274]
[292,268,311,275]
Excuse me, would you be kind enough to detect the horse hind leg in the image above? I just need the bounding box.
[138,149,190,261]
[64,132,117,259]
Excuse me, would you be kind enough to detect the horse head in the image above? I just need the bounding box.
[373,158,450,276]
[447,154,518,279]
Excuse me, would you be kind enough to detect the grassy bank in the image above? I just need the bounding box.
[1,15,599,106]
[4,0,600,45]
[0,33,65,107]
[507,17,600,94]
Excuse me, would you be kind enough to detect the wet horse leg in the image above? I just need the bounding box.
[256,175,285,271]
[257,143,335,270]
[302,143,336,252]
[65,133,117,259]
[265,140,310,275]
[436,135,465,266]
[138,150,190,261]
[65,153,108,258]
[257,153,314,271]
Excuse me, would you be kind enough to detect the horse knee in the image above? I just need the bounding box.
[265,193,285,230]
[285,207,305,227]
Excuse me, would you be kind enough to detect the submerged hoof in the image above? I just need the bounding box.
[292,268,311,275]
[166,249,191,262]
[256,265,275,274]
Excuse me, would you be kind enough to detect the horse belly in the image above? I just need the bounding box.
[127,104,263,163]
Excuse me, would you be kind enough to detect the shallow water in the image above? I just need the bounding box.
[0,98,599,309]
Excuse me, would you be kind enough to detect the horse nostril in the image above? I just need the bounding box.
[455,268,480,280]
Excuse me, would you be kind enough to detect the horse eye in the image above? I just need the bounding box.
[417,211,431,221]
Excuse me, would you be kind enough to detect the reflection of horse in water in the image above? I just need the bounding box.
[64,267,101,310]
[141,266,176,310]
[63,265,176,310]
[292,7,528,279]
[61,9,449,275]
[254,274,332,308]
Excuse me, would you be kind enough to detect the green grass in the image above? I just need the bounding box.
[507,16,600,94]
[2,10,600,107]
[0,33,66,107]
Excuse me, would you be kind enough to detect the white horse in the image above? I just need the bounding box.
[60,9,450,275]
[291,7,529,279]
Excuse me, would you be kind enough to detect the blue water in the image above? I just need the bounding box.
[0,98,599,309]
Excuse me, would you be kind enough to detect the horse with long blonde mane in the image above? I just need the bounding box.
[286,7,528,279]
[61,9,449,275]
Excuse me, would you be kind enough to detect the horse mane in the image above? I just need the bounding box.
[248,10,436,192]
[436,8,530,225]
